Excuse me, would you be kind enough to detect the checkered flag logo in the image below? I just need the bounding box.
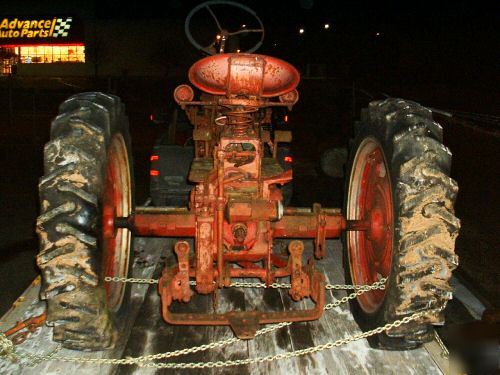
[52,17,72,37]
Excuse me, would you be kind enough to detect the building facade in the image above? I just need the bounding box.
[0,1,194,78]
[0,15,85,75]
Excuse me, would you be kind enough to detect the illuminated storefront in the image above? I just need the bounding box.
[0,16,85,74]
[0,8,177,77]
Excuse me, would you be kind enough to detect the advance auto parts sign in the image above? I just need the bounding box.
[0,17,83,44]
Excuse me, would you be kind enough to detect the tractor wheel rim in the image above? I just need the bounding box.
[347,138,393,313]
[102,134,132,312]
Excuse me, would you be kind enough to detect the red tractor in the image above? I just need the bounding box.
[36,1,459,351]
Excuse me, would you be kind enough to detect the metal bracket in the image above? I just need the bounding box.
[227,313,260,339]
[162,241,192,304]
[288,240,310,301]
[313,203,327,259]
[158,265,326,339]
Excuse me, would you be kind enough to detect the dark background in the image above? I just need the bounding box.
[0,0,498,316]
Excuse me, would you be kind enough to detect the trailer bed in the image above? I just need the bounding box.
[1,238,459,374]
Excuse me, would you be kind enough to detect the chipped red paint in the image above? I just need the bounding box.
[347,142,393,313]
[173,84,194,103]
[158,249,326,339]
[188,53,300,97]
[102,134,132,312]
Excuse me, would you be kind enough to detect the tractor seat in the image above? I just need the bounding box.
[188,53,300,98]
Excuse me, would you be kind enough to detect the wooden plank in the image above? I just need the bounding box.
[268,239,341,374]
[119,238,213,375]
[1,238,452,374]
[424,340,449,375]
[315,240,443,375]
[314,241,386,374]
[205,287,251,375]
[245,281,296,374]
[118,273,213,375]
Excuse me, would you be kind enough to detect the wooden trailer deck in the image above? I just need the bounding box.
[1,238,465,375]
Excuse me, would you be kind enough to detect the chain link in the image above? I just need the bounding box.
[139,310,437,369]
[104,276,386,291]
[104,276,158,284]
[24,344,62,367]
[0,332,19,363]
[2,276,440,369]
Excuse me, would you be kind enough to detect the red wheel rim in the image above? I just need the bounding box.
[102,134,132,312]
[347,138,393,313]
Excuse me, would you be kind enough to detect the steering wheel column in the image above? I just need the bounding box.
[185,0,265,55]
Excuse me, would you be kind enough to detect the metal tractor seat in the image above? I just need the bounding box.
[188,53,300,97]
[187,53,299,183]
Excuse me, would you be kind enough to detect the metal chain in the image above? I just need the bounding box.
[104,276,387,291]
[23,344,62,367]
[11,278,385,367]
[104,276,159,284]
[0,332,18,363]
[139,310,438,369]
[3,277,440,369]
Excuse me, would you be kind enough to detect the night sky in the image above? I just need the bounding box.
[98,0,499,88]
[1,0,498,90]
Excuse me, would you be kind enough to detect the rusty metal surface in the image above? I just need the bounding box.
[3,312,46,345]
[117,53,348,335]
[130,212,196,237]
[188,53,300,97]
[158,240,326,339]
[273,209,344,239]
[173,84,194,103]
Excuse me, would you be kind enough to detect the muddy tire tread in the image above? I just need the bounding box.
[36,92,129,350]
[347,98,460,350]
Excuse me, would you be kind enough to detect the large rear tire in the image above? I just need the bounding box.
[344,98,460,349]
[36,92,134,350]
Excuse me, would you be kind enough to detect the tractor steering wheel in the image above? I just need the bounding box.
[185,0,265,55]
